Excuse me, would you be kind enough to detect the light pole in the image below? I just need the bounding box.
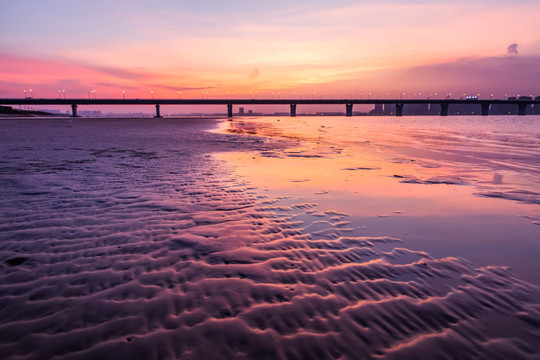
[24,89,27,99]
[122,90,125,99]
[151,90,154,100]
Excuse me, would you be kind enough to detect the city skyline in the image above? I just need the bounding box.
[1,0,539,101]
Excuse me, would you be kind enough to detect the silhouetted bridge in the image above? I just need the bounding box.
[1,98,538,117]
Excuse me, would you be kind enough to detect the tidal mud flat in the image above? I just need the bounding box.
[1,117,540,359]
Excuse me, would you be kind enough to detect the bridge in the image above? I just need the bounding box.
[1,98,538,118]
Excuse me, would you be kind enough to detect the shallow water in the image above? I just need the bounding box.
[218,115,540,284]
[1,116,539,359]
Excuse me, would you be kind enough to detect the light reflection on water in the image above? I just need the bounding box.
[217,115,540,284]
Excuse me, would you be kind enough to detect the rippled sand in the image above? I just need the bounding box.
[1,117,540,359]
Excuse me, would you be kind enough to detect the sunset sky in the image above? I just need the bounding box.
[1,0,539,102]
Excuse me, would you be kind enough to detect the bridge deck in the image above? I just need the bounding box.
[1,98,538,117]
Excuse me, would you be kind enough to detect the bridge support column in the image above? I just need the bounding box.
[227,104,233,117]
[346,103,353,117]
[518,103,528,116]
[71,104,78,117]
[395,103,403,116]
[440,103,449,116]
[290,104,297,117]
[481,103,490,116]
[155,104,162,118]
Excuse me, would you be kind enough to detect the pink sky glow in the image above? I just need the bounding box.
[1,0,539,102]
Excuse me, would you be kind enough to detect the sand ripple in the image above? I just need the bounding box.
[1,119,540,359]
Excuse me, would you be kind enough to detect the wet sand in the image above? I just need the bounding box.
[1,117,540,359]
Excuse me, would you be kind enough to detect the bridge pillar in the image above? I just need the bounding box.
[395,103,403,117]
[440,103,449,116]
[290,103,297,117]
[518,103,528,116]
[227,104,233,117]
[71,104,78,117]
[346,103,353,117]
[155,104,162,118]
[481,103,490,116]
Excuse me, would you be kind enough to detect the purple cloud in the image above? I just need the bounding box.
[507,43,518,55]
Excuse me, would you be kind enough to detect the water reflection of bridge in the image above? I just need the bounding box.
[1,97,539,118]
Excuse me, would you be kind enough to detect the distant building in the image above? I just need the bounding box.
[79,110,102,117]
[383,104,395,115]
[239,107,245,115]
[369,103,383,115]
[404,104,429,115]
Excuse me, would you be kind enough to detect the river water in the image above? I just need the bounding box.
[219,115,540,284]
